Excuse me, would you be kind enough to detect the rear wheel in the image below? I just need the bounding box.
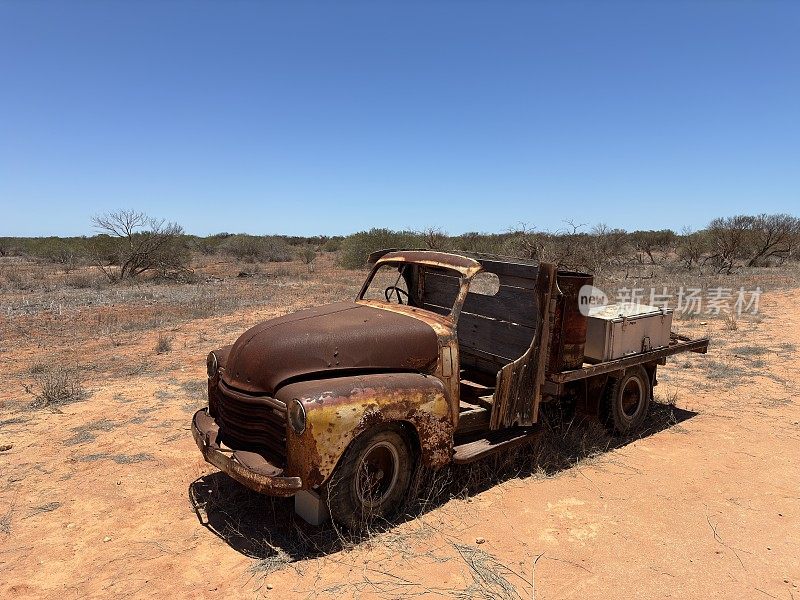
[602,365,651,434]
[324,426,413,529]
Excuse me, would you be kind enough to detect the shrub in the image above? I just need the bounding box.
[27,366,87,409]
[190,232,233,255]
[321,236,344,253]
[705,213,800,271]
[629,229,677,265]
[29,238,87,271]
[297,246,317,265]
[420,227,449,250]
[450,232,507,255]
[0,238,21,257]
[66,271,104,289]
[676,228,710,270]
[337,229,423,269]
[219,234,293,262]
[155,332,174,354]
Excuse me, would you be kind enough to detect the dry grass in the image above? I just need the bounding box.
[25,364,88,410]
[74,452,154,464]
[154,332,173,354]
[733,344,769,356]
[453,543,530,600]
[0,505,13,535]
[2,252,794,362]
[721,312,739,331]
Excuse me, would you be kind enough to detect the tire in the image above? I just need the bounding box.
[602,365,652,434]
[323,426,414,529]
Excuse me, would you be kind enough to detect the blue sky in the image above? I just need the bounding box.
[1,1,798,237]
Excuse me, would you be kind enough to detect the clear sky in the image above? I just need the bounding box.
[1,1,798,237]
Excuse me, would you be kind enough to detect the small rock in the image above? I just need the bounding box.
[0,444,12,452]
[66,523,75,529]
[266,583,273,590]
[103,536,112,543]
[475,537,485,544]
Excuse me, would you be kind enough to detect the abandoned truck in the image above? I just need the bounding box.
[192,250,709,527]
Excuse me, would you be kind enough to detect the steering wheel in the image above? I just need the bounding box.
[384,286,409,304]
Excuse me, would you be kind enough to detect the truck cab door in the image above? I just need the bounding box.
[490,263,557,429]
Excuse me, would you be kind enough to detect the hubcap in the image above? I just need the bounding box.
[355,440,399,509]
[621,377,644,418]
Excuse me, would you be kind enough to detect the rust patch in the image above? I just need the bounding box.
[277,373,454,487]
[191,409,301,496]
[376,250,482,277]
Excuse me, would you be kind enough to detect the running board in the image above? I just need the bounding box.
[452,427,540,464]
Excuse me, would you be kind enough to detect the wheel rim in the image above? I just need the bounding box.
[355,440,400,509]
[621,377,644,418]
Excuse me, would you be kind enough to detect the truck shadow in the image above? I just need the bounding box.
[188,400,696,567]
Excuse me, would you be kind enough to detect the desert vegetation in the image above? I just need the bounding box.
[1,211,798,290]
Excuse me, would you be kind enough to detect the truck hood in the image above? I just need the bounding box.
[221,301,440,395]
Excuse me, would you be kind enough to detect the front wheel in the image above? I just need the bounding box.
[323,426,413,529]
[602,365,652,434]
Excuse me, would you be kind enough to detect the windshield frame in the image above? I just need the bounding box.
[357,259,477,323]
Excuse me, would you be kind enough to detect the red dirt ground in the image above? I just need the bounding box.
[1,282,798,599]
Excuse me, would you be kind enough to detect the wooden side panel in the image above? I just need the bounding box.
[458,313,534,362]
[490,263,558,429]
[419,262,541,380]
[460,348,508,374]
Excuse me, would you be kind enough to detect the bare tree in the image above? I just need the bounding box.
[504,224,545,260]
[420,227,448,250]
[587,223,629,274]
[746,213,800,266]
[630,229,676,265]
[297,245,317,272]
[90,210,186,281]
[562,219,587,235]
[706,215,754,273]
[676,227,708,270]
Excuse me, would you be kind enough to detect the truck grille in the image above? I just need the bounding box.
[214,380,287,464]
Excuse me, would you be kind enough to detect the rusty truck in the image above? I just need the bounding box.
[192,250,709,527]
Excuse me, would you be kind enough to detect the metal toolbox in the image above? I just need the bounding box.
[585,303,673,363]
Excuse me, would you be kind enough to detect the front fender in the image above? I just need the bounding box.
[275,372,454,488]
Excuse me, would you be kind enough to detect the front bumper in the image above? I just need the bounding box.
[191,408,302,496]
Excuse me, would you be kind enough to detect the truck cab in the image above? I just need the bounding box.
[192,250,708,527]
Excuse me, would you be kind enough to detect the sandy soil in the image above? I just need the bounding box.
[1,278,798,599]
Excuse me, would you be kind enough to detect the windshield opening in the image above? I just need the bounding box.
[359,261,464,316]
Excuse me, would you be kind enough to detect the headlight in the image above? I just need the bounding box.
[206,352,218,379]
[288,398,306,435]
